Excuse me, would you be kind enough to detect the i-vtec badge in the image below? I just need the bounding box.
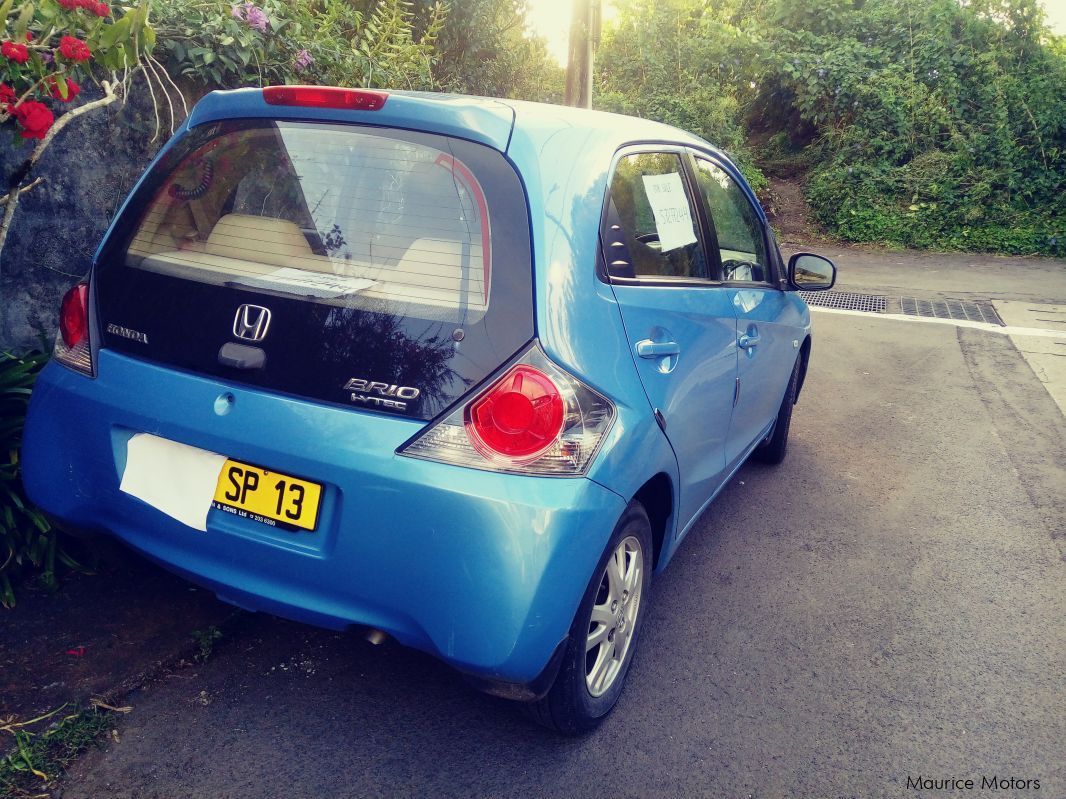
[343,378,420,411]
[106,323,149,344]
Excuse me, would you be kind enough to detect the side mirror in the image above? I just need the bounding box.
[788,252,837,291]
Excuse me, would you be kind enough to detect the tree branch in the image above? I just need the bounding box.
[0,81,122,259]
[28,80,121,171]
[0,177,44,207]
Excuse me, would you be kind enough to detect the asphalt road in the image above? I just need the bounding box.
[788,245,1066,304]
[57,310,1066,799]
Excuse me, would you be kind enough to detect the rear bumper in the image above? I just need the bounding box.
[22,351,626,684]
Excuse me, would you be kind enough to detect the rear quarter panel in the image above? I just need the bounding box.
[506,116,682,568]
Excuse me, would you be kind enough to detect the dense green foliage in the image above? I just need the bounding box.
[596,0,769,194]
[0,351,54,607]
[151,0,445,90]
[410,0,564,100]
[599,0,1066,255]
[151,0,563,99]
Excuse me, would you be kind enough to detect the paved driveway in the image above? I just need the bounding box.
[56,301,1066,798]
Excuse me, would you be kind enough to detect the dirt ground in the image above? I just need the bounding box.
[765,176,829,245]
[1,546,235,722]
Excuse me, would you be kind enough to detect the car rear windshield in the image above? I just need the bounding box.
[95,119,533,420]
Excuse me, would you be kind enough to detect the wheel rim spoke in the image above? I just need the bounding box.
[590,604,613,627]
[606,549,624,602]
[623,546,641,595]
[587,639,616,693]
[586,621,610,652]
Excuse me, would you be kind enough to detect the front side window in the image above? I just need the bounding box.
[602,152,708,281]
[694,159,770,284]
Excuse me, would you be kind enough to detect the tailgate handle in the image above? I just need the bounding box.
[636,340,680,359]
[218,342,266,370]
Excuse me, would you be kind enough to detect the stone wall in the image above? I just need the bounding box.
[0,89,177,351]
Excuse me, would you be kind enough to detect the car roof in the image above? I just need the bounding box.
[185,87,723,160]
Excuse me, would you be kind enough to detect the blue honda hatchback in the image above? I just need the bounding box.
[22,86,835,733]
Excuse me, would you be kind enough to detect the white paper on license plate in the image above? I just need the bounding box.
[238,268,377,299]
[641,172,698,253]
[119,433,226,531]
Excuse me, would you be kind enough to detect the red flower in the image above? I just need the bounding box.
[1,41,29,64]
[0,83,16,108]
[91,2,110,16]
[58,35,91,62]
[25,32,33,42]
[11,100,55,139]
[48,77,80,102]
[57,0,80,8]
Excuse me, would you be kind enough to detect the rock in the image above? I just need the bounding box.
[0,87,179,351]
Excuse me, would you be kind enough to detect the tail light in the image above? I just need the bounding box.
[400,344,615,476]
[54,282,94,376]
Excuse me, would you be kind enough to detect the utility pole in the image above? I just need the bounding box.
[565,0,601,108]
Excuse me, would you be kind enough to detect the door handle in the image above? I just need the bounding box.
[738,333,760,349]
[636,340,681,359]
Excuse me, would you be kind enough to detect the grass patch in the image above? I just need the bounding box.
[192,625,223,663]
[1,703,121,797]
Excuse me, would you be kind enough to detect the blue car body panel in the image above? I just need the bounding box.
[22,89,815,688]
[23,350,626,683]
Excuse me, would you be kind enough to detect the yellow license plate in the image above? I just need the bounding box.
[212,460,322,532]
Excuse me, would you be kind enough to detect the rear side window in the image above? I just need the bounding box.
[602,152,708,281]
[693,159,770,284]
[126,123,492,319]
[97,121,533,420]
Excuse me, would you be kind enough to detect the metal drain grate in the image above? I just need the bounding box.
[899,298,1004,326]
[799,290,887,313]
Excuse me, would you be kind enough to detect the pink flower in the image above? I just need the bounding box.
[233,2,268,32]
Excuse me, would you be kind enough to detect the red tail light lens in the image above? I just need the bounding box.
[263,86,388,111]
[54,281,94,376]
[400,344,616,476]
[60,283,88,348]
[466,366,565,460]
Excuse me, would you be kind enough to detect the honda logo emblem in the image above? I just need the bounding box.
[233,305,272,342]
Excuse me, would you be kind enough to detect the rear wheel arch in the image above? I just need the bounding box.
[633,473,673,571]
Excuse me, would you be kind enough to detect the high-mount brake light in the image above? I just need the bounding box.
[54,282,94,376]
[263,86,388,111]
[400,344,616,476]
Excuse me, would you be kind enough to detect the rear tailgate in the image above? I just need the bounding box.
[94,118,533,421]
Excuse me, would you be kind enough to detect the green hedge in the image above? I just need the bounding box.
[0,351,55,608]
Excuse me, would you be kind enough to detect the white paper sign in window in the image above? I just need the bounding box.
[641,172,698,253]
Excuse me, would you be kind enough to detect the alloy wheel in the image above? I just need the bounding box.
[585,534,644,697]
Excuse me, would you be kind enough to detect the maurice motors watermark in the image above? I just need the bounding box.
[905,775,1041,791]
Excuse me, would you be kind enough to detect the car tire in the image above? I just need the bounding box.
[527,500,653,735]
[753,354,801,465]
